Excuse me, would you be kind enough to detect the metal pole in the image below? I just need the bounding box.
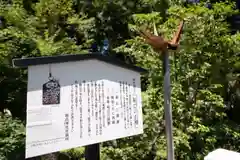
[162,51,174,160]
[85,143,100,160]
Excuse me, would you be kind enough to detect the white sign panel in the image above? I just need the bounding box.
[26,60,143,158]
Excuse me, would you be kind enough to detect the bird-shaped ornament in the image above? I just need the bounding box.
[139,20,184,54]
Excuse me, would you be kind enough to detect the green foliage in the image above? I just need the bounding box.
[61,147,85,160]
[0,114,25,160]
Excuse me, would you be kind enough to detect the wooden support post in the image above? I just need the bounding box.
[85,143,100,160]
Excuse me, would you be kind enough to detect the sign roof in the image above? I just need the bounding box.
[12,53,147,73]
